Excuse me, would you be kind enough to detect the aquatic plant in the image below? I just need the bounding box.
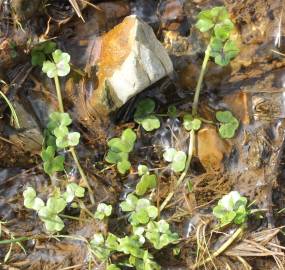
[105,128,137,174]
[213,191,249,226]
[23,184,85,232]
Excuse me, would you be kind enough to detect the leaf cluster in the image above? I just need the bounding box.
[41,112,80,176]
[23,184,85,232]
[94,203,113,220]
[135,165,157,196]
[42,49,71,78]
[196,6,239,66]
[163,148,187,173]
[31,41,56,67]
[216,110,239,138]
[105,128,136,174]
[134,99,160,131]
[120,194,158,226]
[213,191,248,226]
[183,114,202,131]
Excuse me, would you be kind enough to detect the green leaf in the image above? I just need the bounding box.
[121,128,137,145]
[31,51,45,66]
[47,112,72,131]
[120,194,138,212]
[105,233,119,250]
[163,148,176,162]
[167,105,177,118]
[105,150,128,164]
[64,183,85,202]
[117,160,131,174]
[171,151,187,173]
[138,164,149,176]
[134,99,160,132]
[67,132,80,146]
[141,115,160,131]
[46,197,67,214]
[183,114,202,131]
[216,110,239,139]
[216,111,234,123]
[118,236,144,258]
[134,99,155,117]
[41,146,55,162]
[23,187,44,211]
[43,155,65,176]
[211,38,239,66]
[108,138,132,153]
[42,41,56,54]
[54,126,69,138]
[146,206,158,219]
[95,203,112,220]
[135,174,157,196]
[214,19,234,41]
[42,61,57,78]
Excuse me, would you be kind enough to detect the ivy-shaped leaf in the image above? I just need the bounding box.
[216,110,239,138]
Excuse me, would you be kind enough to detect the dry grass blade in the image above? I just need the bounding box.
[69,0,85,22]
[225,228,285,270]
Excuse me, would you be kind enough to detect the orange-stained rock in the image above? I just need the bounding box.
[197,126,231,171]
[85,15,173,116]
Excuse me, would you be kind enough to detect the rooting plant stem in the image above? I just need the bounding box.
[160,129,195,211]
[193,226,243,269]
[53,76,95,205]
[192,40,212,116]
[160,39,212,212]
[0,236,30,245]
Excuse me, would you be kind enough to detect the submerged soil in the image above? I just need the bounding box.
[1,0,285,269]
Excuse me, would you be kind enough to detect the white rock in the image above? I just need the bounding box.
[88,15,173,115]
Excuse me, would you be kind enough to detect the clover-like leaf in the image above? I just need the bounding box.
[23,187,45,211]
[214,19,234,41]
[163,148,176,162]
[105,150,128,164]
[95,203,113,220]
[63,183,85,202]
[31,51,45,66]
[117,160,131,174]
[120,194,138,212]
[167,105,178,118]
[138,164,149,176]
[216,110,239,138]
[145,220,179,250]
[67,132,80,146]
[211,38,239,66]
[31,41,56,66]
[43,155,65,176]
[213,191,248,226]
[134,99,160,132]
[183,114,202,131]
[121,128,137,146]
[164,148,187,173]
[196,6,229,32]
[117,236,144,258]
[38,206,65,232]
[47,112,72,131]
[135,174,157,196]
[141,115,160,132]
[42,61,57,78]
[46,197,67,214]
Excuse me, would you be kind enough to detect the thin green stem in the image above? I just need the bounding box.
[53,76,95,205]
[0,236,30,245]
[192,40,212,116]
[160,130,195,211]
[54,76,64,113]
[70,147,95,205]
[0,91,20,129]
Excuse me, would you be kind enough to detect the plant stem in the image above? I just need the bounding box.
[0,236,30,245]
[192,40,212,116]
[70,147,95,205]
[160,39,213,212]
[54,76,64,113]
[193,226,243,269]
[53,76,95,205]
[160,129,195,211]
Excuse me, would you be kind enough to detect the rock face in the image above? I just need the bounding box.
[87,15,173,116]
